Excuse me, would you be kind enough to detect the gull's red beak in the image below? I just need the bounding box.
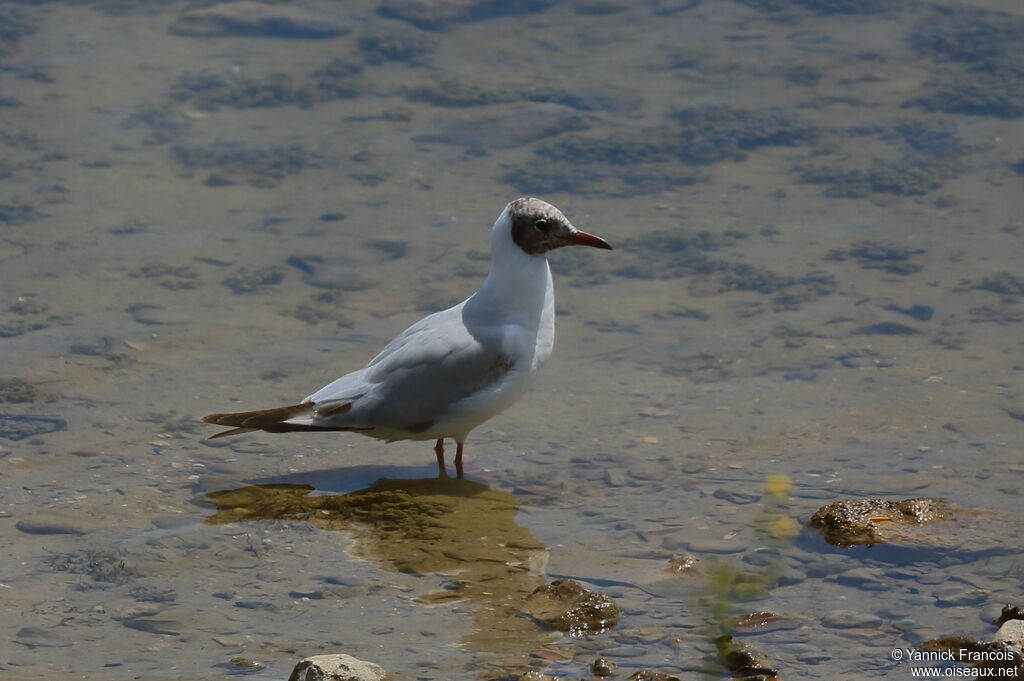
[566,230,613,250]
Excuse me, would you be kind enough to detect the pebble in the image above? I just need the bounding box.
[821,610,883,628]
[836,567,888,590]
[916,573,947,585]
[629,463,667,480]
[150,515,195,530]
[212,635,243,647]
[603,469,628,487]
[122,617,182,636]
[287,654,390,681]
[712,488,759,505]
[305,266,371,292]
[127,303,188,326]
[15,513,96,535]
[290,586,357,600]
[639,407,675,418]
[803,560,845,579]
[778,642,830,663]
[69,337,113,355]
[15,626,72,648]
[933,586,987,607]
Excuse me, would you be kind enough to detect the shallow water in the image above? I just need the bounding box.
[1,0,1023,679]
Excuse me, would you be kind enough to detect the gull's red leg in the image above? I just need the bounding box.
[454,442,464,479]
[434,438,448,478]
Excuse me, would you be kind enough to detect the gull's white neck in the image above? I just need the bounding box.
[464,207,554,333]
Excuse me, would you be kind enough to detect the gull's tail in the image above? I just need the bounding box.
[201,402,365,438]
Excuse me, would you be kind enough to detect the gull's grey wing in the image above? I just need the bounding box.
[304,305,513,431]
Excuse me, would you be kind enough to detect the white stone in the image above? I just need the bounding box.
[287,654,392,681]
[994,619,1024,656]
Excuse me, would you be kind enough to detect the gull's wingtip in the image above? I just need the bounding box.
[207,427,258,440]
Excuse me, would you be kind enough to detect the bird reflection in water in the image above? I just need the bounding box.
[204,477,559,659]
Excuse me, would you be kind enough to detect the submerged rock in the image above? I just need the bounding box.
[666,554,700,576]
[997,606,1024,627]
[287,654,392,681]
[170,2,349,38]
[809,497,952,547]
[627,670,682,681]
[715,634,779,680]
[590,657,616,677]
[522,578,620,635]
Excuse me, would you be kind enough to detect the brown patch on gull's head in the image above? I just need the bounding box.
[507,197,612,256]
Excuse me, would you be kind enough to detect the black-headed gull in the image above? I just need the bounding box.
[202,197,611,478]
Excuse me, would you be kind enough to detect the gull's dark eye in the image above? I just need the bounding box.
[534,218,552,233]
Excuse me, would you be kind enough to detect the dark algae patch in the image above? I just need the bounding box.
[502,162,603,196]
[538,129,680,166]
[525,128,705,195]
[906,7,1024,118]
[733,0,898,15]
[171,142,320,187]
[0,414,66,440]
[171,60,365,112]
[826,240,925,275]
[0,200,40,225]
[172,72,320,111]
[358,29,437,65]
[281,290,352,327]
[405,78,516,107]
[509,106,813,195]
[973,272,1024,297]
[796,157,954,198]
[853,321,921,336]
[221,266,286,294]
[614,228,834,309]
[44,549,138,586]
[0,378,55,403]
[0,8,35,60]
[378,0,561,31]
[671,105,817,165]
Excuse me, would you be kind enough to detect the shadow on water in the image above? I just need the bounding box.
[203,476,561,657]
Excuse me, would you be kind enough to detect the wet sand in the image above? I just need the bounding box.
[1,0,1022,679]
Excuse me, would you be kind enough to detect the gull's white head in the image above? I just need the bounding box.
[495,197,612,257]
